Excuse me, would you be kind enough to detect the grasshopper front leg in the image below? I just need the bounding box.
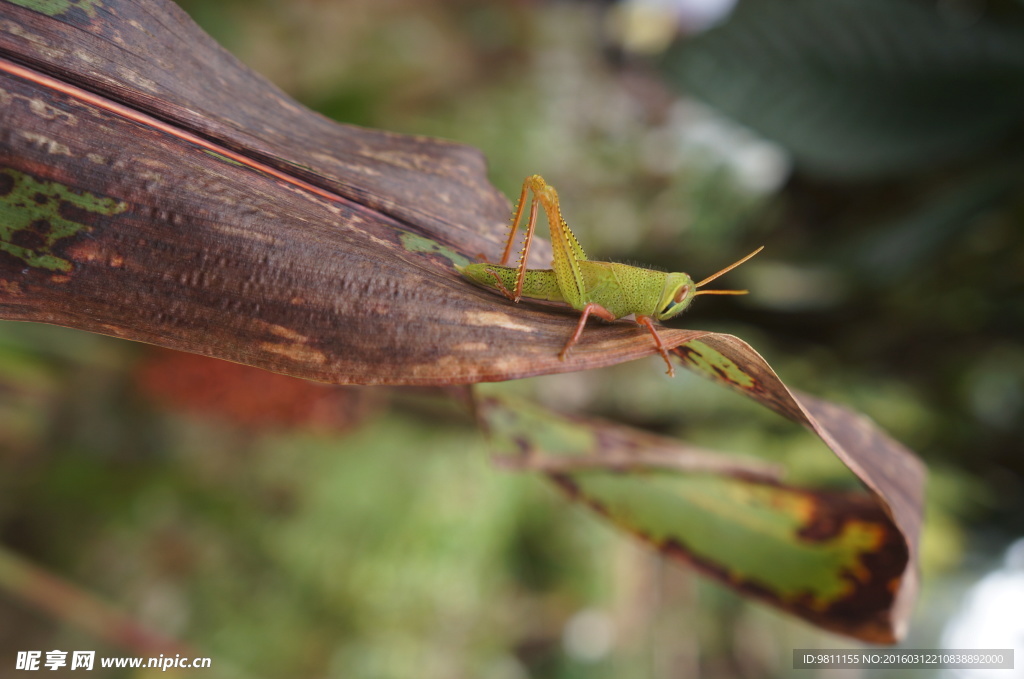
[562,310,678,377]
[636,315,676,378]
[559,302,617,360]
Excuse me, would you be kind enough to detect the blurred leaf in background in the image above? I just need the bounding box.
[1,0,1021,676]
[660,0,1024,178]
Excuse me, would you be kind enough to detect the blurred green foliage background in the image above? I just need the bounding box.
[1,0,1022,677]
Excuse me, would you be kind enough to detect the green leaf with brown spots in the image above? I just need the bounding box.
[0,168,126,272]
[479,392,923,643]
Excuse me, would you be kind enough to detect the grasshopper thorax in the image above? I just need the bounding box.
[654,272,697,321]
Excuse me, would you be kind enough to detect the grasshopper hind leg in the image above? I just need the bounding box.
[497,175,563,302]
[483,267,517,302]
[495,178,540,302]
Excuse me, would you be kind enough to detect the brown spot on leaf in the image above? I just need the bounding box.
[0,280,23,296]
[8,219,50,250]
[657,526,901,642]
[66,239,103,263]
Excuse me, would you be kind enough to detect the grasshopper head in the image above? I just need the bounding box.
[655,273,697,321]
[654,246,765,321]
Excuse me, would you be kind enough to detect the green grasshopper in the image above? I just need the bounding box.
[457,175,762,377]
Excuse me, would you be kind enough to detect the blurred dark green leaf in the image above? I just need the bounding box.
[847,162,1021,284]
[661,0,1024,177]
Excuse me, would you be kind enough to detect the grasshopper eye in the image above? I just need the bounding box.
[673,286,690,303]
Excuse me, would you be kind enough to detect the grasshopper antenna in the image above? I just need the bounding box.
[694,246,763,296]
